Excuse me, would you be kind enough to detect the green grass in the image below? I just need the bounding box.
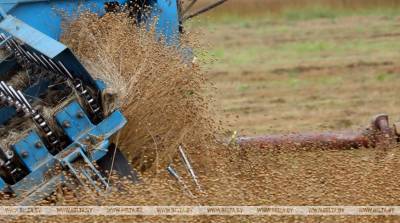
[201,38,400,71]
[187,4,400,28]
[376,72,398,81]
[236,84,250,92]
[281,5,400,21]
[282,6,339,21]
[278,41,337,53]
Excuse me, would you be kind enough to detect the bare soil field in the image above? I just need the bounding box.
[193,14,400,135]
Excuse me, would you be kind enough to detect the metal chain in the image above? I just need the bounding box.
[0,34,103,122]
[0,81,60,148]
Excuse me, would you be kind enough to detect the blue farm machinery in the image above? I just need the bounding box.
[0,0,227,204]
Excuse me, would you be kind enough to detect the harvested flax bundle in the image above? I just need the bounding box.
[61,12,217,172]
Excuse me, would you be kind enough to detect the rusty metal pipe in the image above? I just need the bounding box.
[237,114,397,150]
[237,131,372,150]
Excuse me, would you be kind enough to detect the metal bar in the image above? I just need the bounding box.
[16,45,30,60]
[78,149,108,189]
[48,59,63,74]
[64,161,86,187]
[181,0,197,16]
[166,165,195,197]
[40,55,57,73]
[57,61,74,79]
[237,114,395,150]
[0,81,14,99]
[0,34,20,57]
[237,131,372,150]
[178,145,201,191]
[25,51,40,65]
[183,0,228,21]
[0,35,11,47]
[17,90,32,110]
[167,165,182,183]
[32,52,49,69]
[79,167,101,192]
[8,85,25,111]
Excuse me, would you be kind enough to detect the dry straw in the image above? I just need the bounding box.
[61,12,217,173]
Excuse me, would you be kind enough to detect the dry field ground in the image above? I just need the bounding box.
[190,0,400,136]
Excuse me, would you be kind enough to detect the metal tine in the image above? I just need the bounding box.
[0,33,11,47]
[7,37,37,65]
[8,85,20,100]
[25,51,40,65]
[167,165,183,184]
[0,82,16,106]
[0,81,14,99]
[48,59,64,74]
[8,85,25,106]
[0,33,19,55]
[32,52,49,69]
[166,165,195,198]
[64,161,87,189]
[178,145,202,191]
[40,55,57,73]
[15,43,34,61]
[0,82,6,94]
[57,61,74,79]
[79,167,101,192]
[0,85,9,104]
[2,83,20,107]
[9,39,23,55]
[79,149,109,189]
[17,90,33,110]
[10,43,24,59]
[10,39,29,60]
[11,88,30,114]
[8,85,25,111]
[35,53,51,70]
[0,87,5,97]
[0,35,11,48]
[15,45,32,62]
[0,83,8,97]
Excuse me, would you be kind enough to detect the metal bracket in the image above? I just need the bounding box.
[60,147,109,192]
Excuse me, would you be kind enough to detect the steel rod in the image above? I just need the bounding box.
[237,114,396,150]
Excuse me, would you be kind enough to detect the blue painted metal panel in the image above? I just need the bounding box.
[88,109,127,139]
[0,0,178,202]
[95,79,107,91]
[18,173,64,205]
[0,176,6,190]
[152,0,180,44]
[55,100,94,141]
[0,0,180,43]
[0,0,128,40]
[0,15,66,58]
[11,109,127,197]
[13,131,53,172]
[89,140,109,160]
[0,16,98,87]
[54,101,126,161]
[0,0,181,88]
[52,48,98,87]
[11,157,57,196]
